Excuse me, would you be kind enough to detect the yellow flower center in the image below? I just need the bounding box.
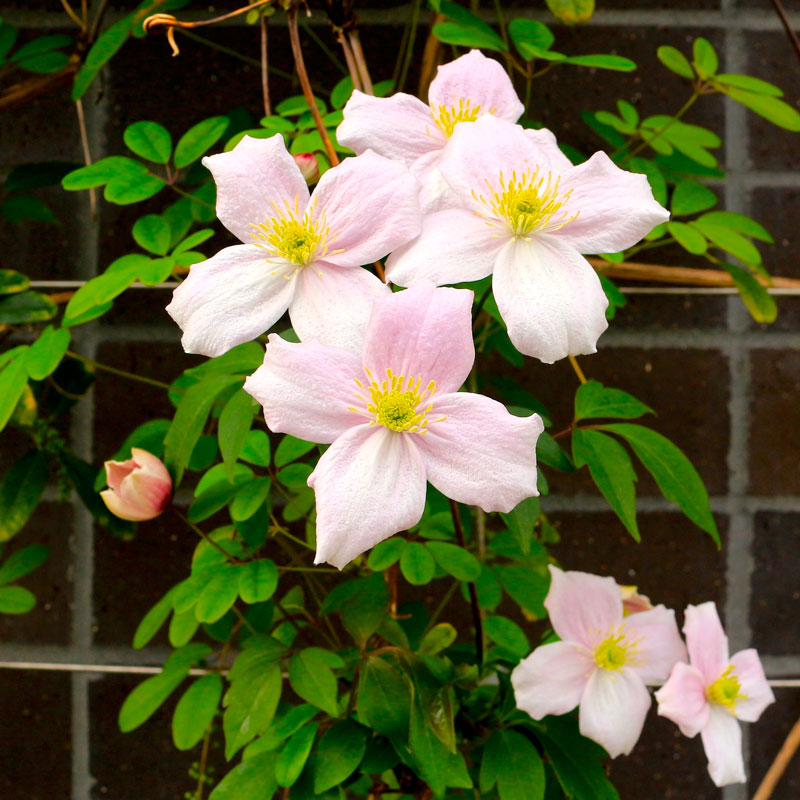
[707,666,745,710]
[349,368,446,434]
[593,627,643,672]
[250,196,339,272]
[472,168,579,238]
[431,98,489,137]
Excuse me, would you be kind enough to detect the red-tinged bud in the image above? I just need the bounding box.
[294,153,319,184]
[100,448,172,522]
[620,584,654,616]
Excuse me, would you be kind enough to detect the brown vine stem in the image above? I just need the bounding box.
[287,6,339,166]
[65,350,176,391]
[449,499,483,665]
[753,712,800,800]
[260,13,272,117]
[194,725,212,800]
[770,0,800,65]
[74,98,96,218]
[337,29,363,92]
[59,0,84,30]
[173,509,249,565]
[348,29,373,94]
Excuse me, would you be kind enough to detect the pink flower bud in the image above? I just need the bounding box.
[100,448,172,521]
[620,584,653,616]
[294,153,319,184]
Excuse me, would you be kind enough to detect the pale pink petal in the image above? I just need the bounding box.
[545,566,623,650]
[309,425,427,569]
[243,334,362,444]
[579,668,651,758]
[361,283,474,394]
[415,392,541,512]
[130,448,172,484]
[729,649,775,722]
[655,662,710,738]
[309,150,421,267]
[701,706,746,787]
[525,128,574,171]
[337,90,443,162]
[511,641,592,719]
[385,209,504,288]
[409,150,459,213]
[492,236,609,363]
[289,262,390,356]
[428,50,523,124]
[166,245,297,357]
[125,470,172,515]
[100,488,152,522]
[684,603,730,685]
[202,134,309,243]
[624,605,687,683]
[104,461,130,493]
[554,151,669,253]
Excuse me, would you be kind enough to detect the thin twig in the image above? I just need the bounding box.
[397,0,422,94]
[194,725,213,800]
[770,0,800,65]
[59,0,85,29]
[173,509,248,565]
[74,98,96,218]
[89,0,110,41]
[449,499,483,665]
[260,13,272,117]
[753,712,800,800]
[624,92,700,160]
[65,350,175,391]
[568,355,588,385]
[337,30,363,92]
[348,29,373,94]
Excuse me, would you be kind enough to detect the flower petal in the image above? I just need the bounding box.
[290,262,390,356]
[166,245,296,357]
[310,150,421,267]
[545,566,623,650]
[579,668,651,758]
[243,334,363,444]
[385,208,504,287]
[684,602,730,685]
[100,488,153,522]
[337,90,443,162]
[730,649,775,722]
[492,236,609,363]
[655,662,710,738]
[554,151,669,253]
[409,150,459,213]
[202,134,309,243]
[511,641,592,719]
[309,425,427,569]
[525,128,574,171]
[361,283,475,394]
[701,706,746,787]
[624,604,687,683]
[416,392,541,512]
[428,50,523,125]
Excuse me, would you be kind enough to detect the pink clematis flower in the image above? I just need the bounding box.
[243,282,543,569]
[386,115,669,364]
[337,50,524,212]
[655,602,774,787]
[100,448,172,522]
[166,134,422,358]
[511,566,686,758]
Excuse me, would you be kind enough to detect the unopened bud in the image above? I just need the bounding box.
[100,448,172,522]
[294,153,319,184]
[620,584,653,616]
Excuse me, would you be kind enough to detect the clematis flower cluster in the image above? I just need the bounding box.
[511,568,774,787]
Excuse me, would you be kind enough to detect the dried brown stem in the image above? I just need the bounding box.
[348,29,373,94]
[337,29,363,92]
[753,712,800,800]
[260,13,272,116]
[59,0,85,29]
[74,98,97,218]
[770,0,800,66]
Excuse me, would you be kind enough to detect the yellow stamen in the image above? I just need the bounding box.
[707,666,746,710]
[431,98,489,137]
[594,627,641,672]
[472,168,579,238]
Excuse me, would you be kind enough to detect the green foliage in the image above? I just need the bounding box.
[288,648,344,717]
[546,0,594,25]
[574,381,654,421]
[481,729,545,799]
[430,0,507,52]
[172,673,223,750]
[73,15,132,100]
[0,451,49,541]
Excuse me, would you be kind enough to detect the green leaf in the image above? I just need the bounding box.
[164,374,243,485]
[545,0,594,24]
[0,450,49,541]
[275,722,318,787]
[0,544,49,586]
[400,541,436,585]
[572,428,639,540]
[276,94,326,117]
[603,423,719,544]
[174,116,229,169]
[218,389,258,480]
[72,15,132,100]
[480,729,545,800]
[311,720,367,793]
[727,88,800,131]
[173,228,214,255]
[691,219,762,266]
[24,326,70,380]
[5,161,77,193]
[356,656,411,738]
[330,76,354,109]
[692,37,718,78]
[276,462,312,489]
[574,380,654,421]
[62,255,146,324]
[0,22,18,61]
[697,211,772,243]
[210,753,278,800]
[563,54,636,71]
[104,171,164,204]
[657,45,694,79]
[499,496,540,555]
[230,477,270,522]
[671,180,717,216]
[367,537,407,570]
[238,560,278,604]
[722,260,777,323]
[195,565,241,623]
[124,121,172,164]
[239,430,271,467]
[133,214,171,255]
[288,648,343,717]
[133,587,176,649]
[418,622,457,656]
[169,607,200,647]
[138,256,175,285]
[433,21,506,53]
[508,19,555,57]
[0,269,30,295]
[495,565,549,618]
[715,73,783,97]
[274,435,316,467]
[425,541,481,581]
[0,585,35,614]
[0,291,57,324]
[2,194,55,223]
[0,356,29,433]
[668,221,707,255]
[61,155,141,191]
[172,673,223,750]
[483,616,530,659]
